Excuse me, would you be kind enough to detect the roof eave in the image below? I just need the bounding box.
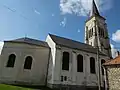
[85,14,106,23]
[56,43,106,56]
[4,41,49,48]
[104,64,120,66]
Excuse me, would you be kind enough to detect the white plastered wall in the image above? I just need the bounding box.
[0,41,50,85]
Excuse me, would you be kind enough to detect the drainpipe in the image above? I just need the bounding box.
[97,47,101,90]
[103,66,108,90]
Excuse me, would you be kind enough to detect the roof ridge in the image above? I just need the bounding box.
[49,34,94,48]
[6,37,46,43]
[4,37,49,47]
[49,34,106,56]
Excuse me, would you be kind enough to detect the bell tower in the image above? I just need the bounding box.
[85,0,112,58]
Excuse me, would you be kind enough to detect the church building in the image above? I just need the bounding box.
[0,0,112,90]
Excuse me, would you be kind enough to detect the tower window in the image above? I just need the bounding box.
[62,52,69,70]
[89,29,91,38]
[89,30,90,38]
[92,28,93,36]
[90,57,96,74]
[98,27,101,36]
[6,54,16,67]
[98,27,105,38]
[102,29,105,37]
[24,56,33,69]
[77,54,83,72]
[90,29,92,37]
[89,28,94,38]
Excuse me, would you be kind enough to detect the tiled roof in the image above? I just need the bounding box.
[5,37,49,48]
[49,34,106,56]
[104,55,120,65]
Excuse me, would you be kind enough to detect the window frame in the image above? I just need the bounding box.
[24,56,33,70]
[62,52,70,71]
[90,57,96,74]
[6,54,16,68]
[77,54,83,72]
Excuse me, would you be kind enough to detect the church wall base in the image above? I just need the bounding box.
[0,80,45,86]
[47,84,106,90]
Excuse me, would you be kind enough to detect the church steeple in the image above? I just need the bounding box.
[90,0,100,16]
[85,0,112,58]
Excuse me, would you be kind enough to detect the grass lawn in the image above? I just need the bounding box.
[0,84,33,90]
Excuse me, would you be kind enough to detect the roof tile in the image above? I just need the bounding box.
[104,55,120,65]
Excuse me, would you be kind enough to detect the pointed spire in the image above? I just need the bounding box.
[90,0,100,16]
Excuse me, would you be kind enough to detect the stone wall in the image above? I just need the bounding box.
[106,65,120,90]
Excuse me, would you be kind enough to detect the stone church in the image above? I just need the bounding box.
[0,0,112,90]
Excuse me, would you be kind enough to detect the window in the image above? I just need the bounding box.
[90,29,92,37]
[62,52,69,70]
[6,54,16,67]
[89,29,92,38]
[24,56,33,69]
[102,29,105,37]
[88,30,90,38]
[98,27,105,38]
[101,59,105,75]
[98,27,101,36]
[64,76,67,81]
[90,57,96,74]
[61,76,67,82]
[92,28,93,36]
[61,76,63,82]
[77,54,83,72]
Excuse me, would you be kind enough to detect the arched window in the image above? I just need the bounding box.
[89,30,90,38]
[6,54,16,67]
[100,29,102,36]
[62,52,69,70]
[102,29,104,37]
[92,28,93,36]
[101,59,105,75]
[24,56,33,69]
[89,29,92,38]
[98,27,104,38]
[90,57,96,74]
[101,29,103,37]
[98,27,101,36]
[90,29,92,37]
[77,54,83,72]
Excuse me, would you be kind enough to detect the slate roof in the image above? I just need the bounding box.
[5,37,49,48]
[91,0,100,16]
[49,34,106,56]
[104,55,120,66]
[86,0,105,22]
